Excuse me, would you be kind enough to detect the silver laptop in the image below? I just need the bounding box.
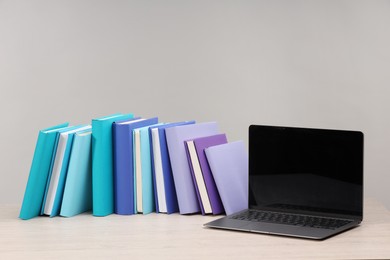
[204,125,363,240]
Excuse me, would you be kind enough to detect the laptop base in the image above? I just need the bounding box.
[204,210,360,240]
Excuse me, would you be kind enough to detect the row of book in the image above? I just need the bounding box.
[19,113,248,220]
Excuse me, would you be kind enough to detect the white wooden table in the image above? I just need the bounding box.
[1,198,390,259]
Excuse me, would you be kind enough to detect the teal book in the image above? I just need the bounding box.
[40,125,87,216]
[60,130,93,217]
[19,123,69,220]
[133,123,163,214]
[92,113,134,216]
[43,125,91,217]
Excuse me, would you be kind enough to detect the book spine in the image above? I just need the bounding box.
[20,132,47,219]
[140,128,154,214]
[113,124,135,215]
[92,120,114,216]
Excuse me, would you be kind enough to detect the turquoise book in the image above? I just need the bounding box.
[19,123,69,220]
[60,130,93,217]
[134,123,163,214]
[40,125,86,216]
[43,125,91,217]
[92,113,134,216]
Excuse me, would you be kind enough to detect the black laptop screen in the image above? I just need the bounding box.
[248,125,363,217]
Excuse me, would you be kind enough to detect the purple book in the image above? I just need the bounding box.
[165,122,219,214]
[205,141,248,215]
[191,134,227,215]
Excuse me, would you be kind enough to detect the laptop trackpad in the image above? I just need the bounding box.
[248,222,290,234]
[248,222,332,239]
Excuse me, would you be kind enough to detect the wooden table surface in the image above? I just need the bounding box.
[1,198,390,259]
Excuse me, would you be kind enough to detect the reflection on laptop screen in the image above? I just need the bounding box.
[249,125,363,216]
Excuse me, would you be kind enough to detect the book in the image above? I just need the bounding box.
[19,123,69,220]
[134,129,142,212]
[186,134,227,215]
[165,122,219,214]
[185,140,212,214]
[60,130,93,217]
[40,125,86,215]
[42,125,91,217]
[112,117,158,215]
[149,121,195,214]
[149,126,162,213]
[204,141,248,215]
[92,113,134,217]
[133,123,163,214]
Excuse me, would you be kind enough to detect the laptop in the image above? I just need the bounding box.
[204,125,363,240]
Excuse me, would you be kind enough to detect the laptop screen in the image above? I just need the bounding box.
[248,125,363,217]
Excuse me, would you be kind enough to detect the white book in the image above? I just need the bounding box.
[134,129,143,213]
[151,128,167,213]
[186,140,212,214]
[43,125,91,215]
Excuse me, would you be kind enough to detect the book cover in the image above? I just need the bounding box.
[113,117,158,215]
[43,125,91,217]
[193,134,227,215]
[149,121,196,214]
[92,113,134,217]
[60,130,93,217]
[165,122,219,214]
[19,123,69,220]
[205,141,248,215]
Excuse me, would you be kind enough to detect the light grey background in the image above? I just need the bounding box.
[1,0,389,209]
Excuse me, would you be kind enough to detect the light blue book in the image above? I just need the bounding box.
[20,123,69,220]
[41,125,85,215]
[134,123,163,214]
[51,125,91,217]
[42,125,91,217]
[92,113,134,216]
[60,130,93,217]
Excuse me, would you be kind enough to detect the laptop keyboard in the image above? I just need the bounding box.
[230,210,353,230]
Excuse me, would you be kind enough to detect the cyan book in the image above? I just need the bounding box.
[43,125,91,217]
[40,125,84,215]
[60,130,93,217]
[19,123,69,220]
[92,113,134,217]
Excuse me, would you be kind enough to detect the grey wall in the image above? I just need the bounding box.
[1,0,389,209]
